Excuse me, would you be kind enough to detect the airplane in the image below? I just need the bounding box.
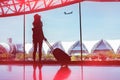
[64,11,73,15]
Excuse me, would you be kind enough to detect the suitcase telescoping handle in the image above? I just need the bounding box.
[44,39,54,51]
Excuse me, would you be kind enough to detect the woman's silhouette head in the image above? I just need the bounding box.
[34,14,41,20]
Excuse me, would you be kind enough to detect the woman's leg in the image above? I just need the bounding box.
[38,41,43,62]
[33,42,37,61]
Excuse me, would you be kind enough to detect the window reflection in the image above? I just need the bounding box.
[33,64,42,80]
[53,66,71,80]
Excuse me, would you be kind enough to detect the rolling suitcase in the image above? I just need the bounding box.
[44,40,71,64]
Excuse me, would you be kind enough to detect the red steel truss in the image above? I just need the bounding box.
[0,0,81,17]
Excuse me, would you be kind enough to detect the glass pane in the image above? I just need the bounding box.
[25,4,80,61]
[0,16,24,61]
[82,2,120,61]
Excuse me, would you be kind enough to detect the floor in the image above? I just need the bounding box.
[0,64,120,80]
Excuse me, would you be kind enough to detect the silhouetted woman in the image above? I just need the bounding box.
[32,14,46,62]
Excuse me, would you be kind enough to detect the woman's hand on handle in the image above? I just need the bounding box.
[44,37,47,41]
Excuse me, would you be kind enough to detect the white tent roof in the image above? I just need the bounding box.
[47,41,65,54]
[0,39,118,54]
[68,41,89,55]
[15,44,24,53]
[0,43,10,53]
[117,45,120,54]
[91,39,114,53]
[25,43,32,54]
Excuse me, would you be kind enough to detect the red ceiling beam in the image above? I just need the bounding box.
[0,0,82,17]
[0,0,119,17]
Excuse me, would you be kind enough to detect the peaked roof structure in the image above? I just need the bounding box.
[15,44,24,53]
[117,45,120,54]
[47,41,65,54]
[91,39,114,53]
[0,43,8,54]
[68,41,89,55]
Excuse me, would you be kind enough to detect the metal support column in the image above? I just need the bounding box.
[79,3,83,61]
[23,0,25,61]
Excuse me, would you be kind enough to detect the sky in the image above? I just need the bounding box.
[0,2,120,44]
